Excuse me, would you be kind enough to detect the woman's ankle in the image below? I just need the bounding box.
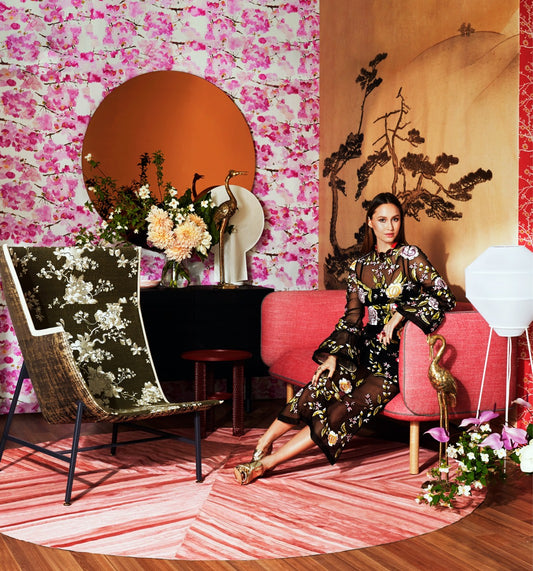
[256,437,271,452]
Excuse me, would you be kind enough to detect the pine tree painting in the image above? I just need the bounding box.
[322,51,493,289]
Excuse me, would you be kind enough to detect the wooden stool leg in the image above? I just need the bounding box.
[205,365,215,434]
[194,361,207,401]
[232,362,245,436]
[194,361,207,437]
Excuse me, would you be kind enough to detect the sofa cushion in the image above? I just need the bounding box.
[261,290,346,366]
[268,348,316,387]
[384,311,516,420]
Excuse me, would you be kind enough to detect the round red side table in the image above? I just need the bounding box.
[181,349,252,436]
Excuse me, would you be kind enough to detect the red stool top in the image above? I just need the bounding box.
[181,349,252,362]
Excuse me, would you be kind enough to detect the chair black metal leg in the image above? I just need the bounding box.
[0,362,27,461]
[64,401,84,506]
[194,411,202,482]
[111,424,119,455]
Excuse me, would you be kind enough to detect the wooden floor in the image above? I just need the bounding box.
[0,399,531,570]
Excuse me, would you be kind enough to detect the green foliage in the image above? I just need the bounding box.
[418,419,529,509]
[77,151,219,252]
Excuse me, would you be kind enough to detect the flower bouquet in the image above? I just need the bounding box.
[78,151,220,284]
[417,401,532,508]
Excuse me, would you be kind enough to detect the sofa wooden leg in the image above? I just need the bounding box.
[286,384,294,402]
[409,421,420,475]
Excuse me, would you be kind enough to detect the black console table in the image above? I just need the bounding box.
[140,285,274,382]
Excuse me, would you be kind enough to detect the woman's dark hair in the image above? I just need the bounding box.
[360,192,406,254]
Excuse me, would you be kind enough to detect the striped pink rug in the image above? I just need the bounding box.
[0,428,484,560]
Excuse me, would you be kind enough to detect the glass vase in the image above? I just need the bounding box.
[161,260,189,288]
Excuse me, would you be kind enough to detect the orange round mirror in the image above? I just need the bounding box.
[82,71,256,204]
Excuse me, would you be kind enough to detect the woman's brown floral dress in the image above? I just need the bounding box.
[278,244,456,464]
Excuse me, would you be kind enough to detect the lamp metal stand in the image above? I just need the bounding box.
[476,327,533,427]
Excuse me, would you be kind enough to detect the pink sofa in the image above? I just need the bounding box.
[260,290,517,473]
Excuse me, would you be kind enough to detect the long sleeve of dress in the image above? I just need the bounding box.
[312,285,364,372]
[395,246,456,334]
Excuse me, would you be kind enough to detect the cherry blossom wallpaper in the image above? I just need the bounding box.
[0,0,319,412]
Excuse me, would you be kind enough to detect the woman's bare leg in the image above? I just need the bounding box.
[261,425,315,471]
[234,424,316,484]
[255,418,295,453]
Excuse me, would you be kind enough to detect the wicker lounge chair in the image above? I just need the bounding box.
[0,244,222,505]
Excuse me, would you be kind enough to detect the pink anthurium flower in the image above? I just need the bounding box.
[501,426,528,450]
[459,410,499,428]
[480,432,503,450]
[424,427,450,442]
[512,397,532,410]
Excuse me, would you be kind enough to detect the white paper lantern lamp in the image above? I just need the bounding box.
[465,245,533,337]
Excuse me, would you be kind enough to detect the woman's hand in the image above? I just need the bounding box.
[311,355,337,385]
[377,311,403,346]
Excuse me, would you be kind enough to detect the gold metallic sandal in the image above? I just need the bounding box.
[233,460,265,485]
[251,444,272,462]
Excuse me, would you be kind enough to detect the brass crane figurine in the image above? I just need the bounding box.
[214,169,247,287]
[427,334,458,463]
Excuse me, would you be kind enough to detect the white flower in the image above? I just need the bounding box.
[470,432,482,442]
[438,464,450,474]
[480,453,489,462]
[479,423,491,433]
[86,366,117,396]
[85,153,92,161]
[367,306,378,325]
[94,302,128,331]
[136,184,151,200]
[457,484,471,496]
[516,441,533,473]
[169,186,178,197]
[130,343,144,355]
[339,378,352,394]
[446,445,457,458]
[139,382,162,405]
[467,452,476,460]
[201,199,210,208]
[64,275,96,305]
[399,245,418,260]
[495,448,507,459]
[473,481,484,489]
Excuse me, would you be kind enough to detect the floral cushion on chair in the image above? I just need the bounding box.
[9,245,168,411]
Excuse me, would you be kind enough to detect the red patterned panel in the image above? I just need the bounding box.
[518,1,533,428]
